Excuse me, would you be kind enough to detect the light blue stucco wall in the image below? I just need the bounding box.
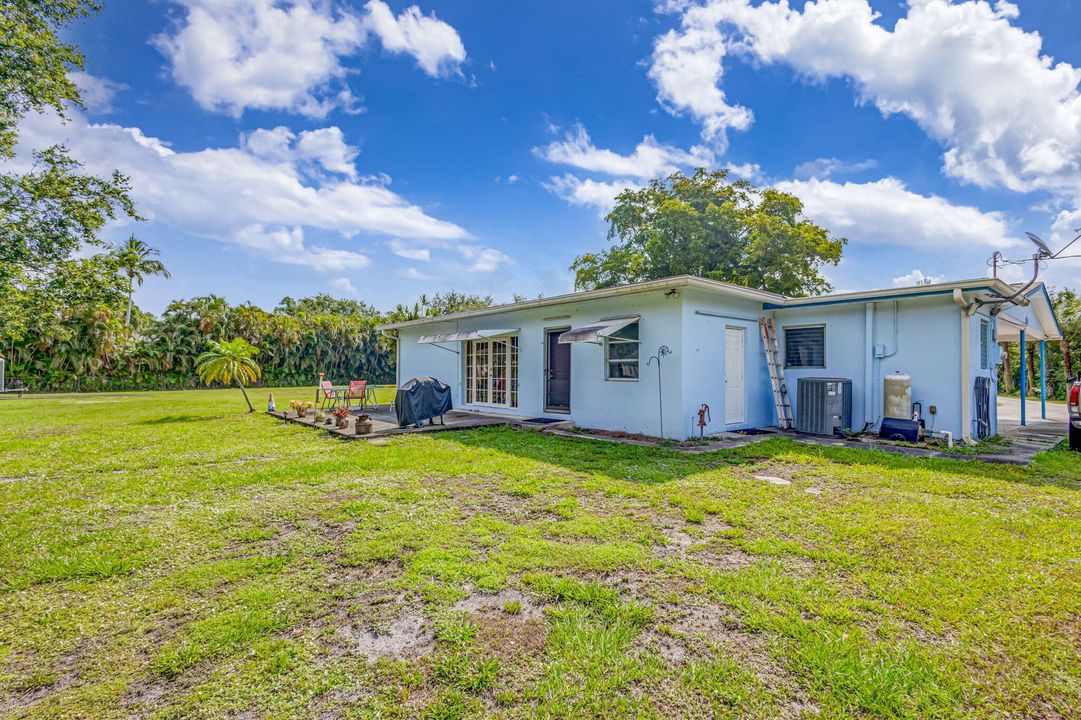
[393,284,1046,440]
[772,295,966,436]
[679,288,774,437]
[395,288,686,438]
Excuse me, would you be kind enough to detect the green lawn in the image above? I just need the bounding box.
[1,389,1079,719]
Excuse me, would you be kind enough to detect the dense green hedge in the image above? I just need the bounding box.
[4,297,395,393]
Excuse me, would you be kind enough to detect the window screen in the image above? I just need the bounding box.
[605,321,640,379]
[784,326,825,368]
[980,320,989,370]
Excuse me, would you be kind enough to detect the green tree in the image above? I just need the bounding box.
[275,294,377,317]
[571,169,846,296]
[114,235,170,327]
[1053,288,1080,382]
[0,0,139,287]
[195,338,262,413]
[419,291,494,317]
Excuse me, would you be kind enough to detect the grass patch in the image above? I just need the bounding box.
[0,389,1077,718]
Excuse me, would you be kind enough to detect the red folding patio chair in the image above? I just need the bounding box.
[345,380,367,410]
[319,380,340,410]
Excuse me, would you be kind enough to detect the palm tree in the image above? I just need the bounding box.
[195,338,262,412]
[115,236,171,327]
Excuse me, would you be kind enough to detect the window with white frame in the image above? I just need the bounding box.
[465,336,518,407]
[605,321,639,380]
[784,325,825,368]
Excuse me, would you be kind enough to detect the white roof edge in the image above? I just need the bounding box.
[377,275,1024,332]
[377,275,784,331]
[776,277,1017,306]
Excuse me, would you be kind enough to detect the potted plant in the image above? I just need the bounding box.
[332,407,351,429]
[290,400,314,418]
[314,409,327,423]
[355,413,373,435]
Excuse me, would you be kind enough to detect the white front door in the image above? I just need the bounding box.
[725,326,745,424]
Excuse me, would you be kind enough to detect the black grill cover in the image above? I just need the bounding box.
[395,376,452,427]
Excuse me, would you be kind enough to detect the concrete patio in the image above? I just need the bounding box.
[269,405,571,439]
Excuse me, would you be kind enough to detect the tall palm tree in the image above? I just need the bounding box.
[195,338,262,412]
[115,236,171,328]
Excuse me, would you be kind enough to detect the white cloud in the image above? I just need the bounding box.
[506,174,519,185]
[243,126,359,178]
[233,225,370,271]
[401,266,436,280]
[16,110,468,271]
[459,245,510,272]
[542,174,639,215]
[363,0,466,77]
[774,177,1016,250]
[534,123,714,179]
[295,127,359,178]
[156,0,366,117]
[892,269,944,287]
[649,4,753,146]
[156,0,466,117]
[794,157,877,180]
[387,238,431,261]
[329,276,359,294]
[725,161,762,182]
[655,0,1081,197]
[69,71,126,114]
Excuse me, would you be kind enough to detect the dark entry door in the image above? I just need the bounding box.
[545,328,571,412]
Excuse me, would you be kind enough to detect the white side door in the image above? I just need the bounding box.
[725,326,745,424]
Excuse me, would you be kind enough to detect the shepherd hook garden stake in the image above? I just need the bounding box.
[647,346,672,439]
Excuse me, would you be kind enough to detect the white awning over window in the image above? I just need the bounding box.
[417,329,518,344]
[558,316,639,344]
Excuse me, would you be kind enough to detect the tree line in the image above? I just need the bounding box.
[0,248,493,392]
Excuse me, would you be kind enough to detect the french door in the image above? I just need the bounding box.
[465,336,518,408]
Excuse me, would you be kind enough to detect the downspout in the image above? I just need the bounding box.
[864,303,875,426]
[386,328,401,388]
[953,289,977,445]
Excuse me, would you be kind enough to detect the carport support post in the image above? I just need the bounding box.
[1040,339,1046,420]
[1019,329,1026,427]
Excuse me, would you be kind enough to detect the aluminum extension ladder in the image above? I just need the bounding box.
[759,317,794,430]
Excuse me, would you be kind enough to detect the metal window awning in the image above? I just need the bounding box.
[558,316,639,344]
[417,329,518,344]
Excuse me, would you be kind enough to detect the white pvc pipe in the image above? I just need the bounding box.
[953,289,976,445]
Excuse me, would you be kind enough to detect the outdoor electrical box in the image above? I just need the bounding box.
[796,378,853,436]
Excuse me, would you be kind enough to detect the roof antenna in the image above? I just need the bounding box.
[984,229,1080,314]
[1025,229,1081,260]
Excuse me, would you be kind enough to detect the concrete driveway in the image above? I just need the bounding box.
[997,396,1068,434]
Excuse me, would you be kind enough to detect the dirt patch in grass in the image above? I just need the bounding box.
[0,671,77,714]
[452,589,542,619]
[336,611,434,662]
[741,461,806,483]
[473,613,549,661]
[640,602,816,717]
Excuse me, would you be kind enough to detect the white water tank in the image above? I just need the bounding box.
[884,372,912,420]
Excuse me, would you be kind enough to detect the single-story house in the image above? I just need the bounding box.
[378,275,1061,442]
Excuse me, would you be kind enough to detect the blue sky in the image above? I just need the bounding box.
[21,0,1081,313]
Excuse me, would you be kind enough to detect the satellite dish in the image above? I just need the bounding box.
[1026,232,1053,256]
